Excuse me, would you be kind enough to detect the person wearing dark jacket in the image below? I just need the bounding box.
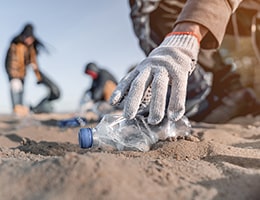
[84,62,117,102]
[74,62,118,124]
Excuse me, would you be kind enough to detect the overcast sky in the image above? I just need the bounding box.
[0,0,145,114]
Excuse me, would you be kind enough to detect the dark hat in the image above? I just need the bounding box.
[21,23,34,38]
[85,62,99,74]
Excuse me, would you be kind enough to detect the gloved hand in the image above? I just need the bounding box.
[110,32,200,125]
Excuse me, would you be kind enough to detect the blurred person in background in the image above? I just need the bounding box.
[5,23,60,116]
[80,62,118,117]
[84,62,118,103]
[58,62,118,128]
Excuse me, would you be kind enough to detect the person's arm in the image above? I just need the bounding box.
[92,71,116,101]
[174,0,242,49]
[173,22,208,42]
[92,74,106,101]
[29,47,42,83]
[110,1,241,125]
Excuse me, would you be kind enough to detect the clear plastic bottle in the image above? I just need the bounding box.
[78,114,191,152]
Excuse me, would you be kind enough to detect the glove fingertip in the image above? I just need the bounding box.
[110,90,122,105]
[123,110,136,120]
[168,110,185,122]
[123,101,139,120]
[148,114,164,125]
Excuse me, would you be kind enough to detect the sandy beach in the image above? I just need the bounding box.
[0,113,260,200]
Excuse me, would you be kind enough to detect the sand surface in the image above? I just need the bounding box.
[0,113,259,200]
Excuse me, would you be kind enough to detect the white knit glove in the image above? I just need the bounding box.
[110,33,200,125]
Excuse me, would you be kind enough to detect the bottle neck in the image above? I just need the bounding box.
[91,128,99,147]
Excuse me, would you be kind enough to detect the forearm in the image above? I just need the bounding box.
[174,0,241,49]
[91,83,104,101]
[31,63,42,82]
[173,22,208,42]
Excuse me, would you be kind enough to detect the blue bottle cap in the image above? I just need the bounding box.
[78,128,93,148]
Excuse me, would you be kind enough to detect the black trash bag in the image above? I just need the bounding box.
[31,71,61,113]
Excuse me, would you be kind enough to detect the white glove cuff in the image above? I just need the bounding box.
[160,33,200,58]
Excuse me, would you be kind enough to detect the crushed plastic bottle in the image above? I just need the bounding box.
[78,114,191,152]
[58,117,87,128]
